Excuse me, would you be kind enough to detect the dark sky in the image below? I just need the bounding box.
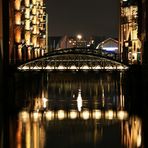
[46,0,119,38]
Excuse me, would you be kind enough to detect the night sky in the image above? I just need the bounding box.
[46,0,119,38]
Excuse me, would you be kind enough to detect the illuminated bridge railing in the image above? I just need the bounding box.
[18,48,128,71]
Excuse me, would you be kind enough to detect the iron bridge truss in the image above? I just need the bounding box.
[18,48,128,71]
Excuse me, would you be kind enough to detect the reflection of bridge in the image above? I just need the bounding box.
[18,47,128,71]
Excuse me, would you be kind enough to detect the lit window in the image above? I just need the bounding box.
[32,6,37,15]
[15,27,21,43]
[25,20,30,30]
[25,31,31,45]
[32,16,37,24]
[25,8,30,19]
[25,0,30,7]
[15,12,21,25]
[14,0,21,10]
[33,26,37,34]
[32,35,37,47]
[32,0,36,5]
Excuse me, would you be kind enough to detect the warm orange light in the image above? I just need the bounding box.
[77,34,82,40]
[25,31,30,45]
[15,27,21,43]
[14,0,21,10]
[15,12,21,25]
[32,35,37,47]
[28,47,31,60]
[18,45,22,60]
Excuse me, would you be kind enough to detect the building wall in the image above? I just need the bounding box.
[138,0,148,64]
[120,0,141,64]
[9,0,47,64]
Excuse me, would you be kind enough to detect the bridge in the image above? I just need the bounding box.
[17,47,128,71]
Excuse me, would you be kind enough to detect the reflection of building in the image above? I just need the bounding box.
[17,111,45,148]
[119,0,141,64]
[9,0,47,64]
[122,116,143,148]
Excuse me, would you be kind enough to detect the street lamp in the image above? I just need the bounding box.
[77,34,82,40]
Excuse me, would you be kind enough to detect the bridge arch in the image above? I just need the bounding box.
[18,48,128,71]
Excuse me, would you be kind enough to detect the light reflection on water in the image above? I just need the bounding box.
[17,110,142,148]
[9,72,143,148]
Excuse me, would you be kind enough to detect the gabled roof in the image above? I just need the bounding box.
[96,38,118,49]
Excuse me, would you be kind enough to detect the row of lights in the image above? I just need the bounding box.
[19,65,128,70]
[19,109,128,122]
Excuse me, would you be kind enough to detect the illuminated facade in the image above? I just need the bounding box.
[120,0,141,64]
[9,0,47,63]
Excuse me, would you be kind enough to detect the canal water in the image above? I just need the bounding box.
[0,71,146,148]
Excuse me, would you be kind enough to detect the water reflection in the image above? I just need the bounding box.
[123,116,142,148]
[17,111,45,148]
[9,72,144,147]
[77,89,82,112]
[17,108,142,148]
